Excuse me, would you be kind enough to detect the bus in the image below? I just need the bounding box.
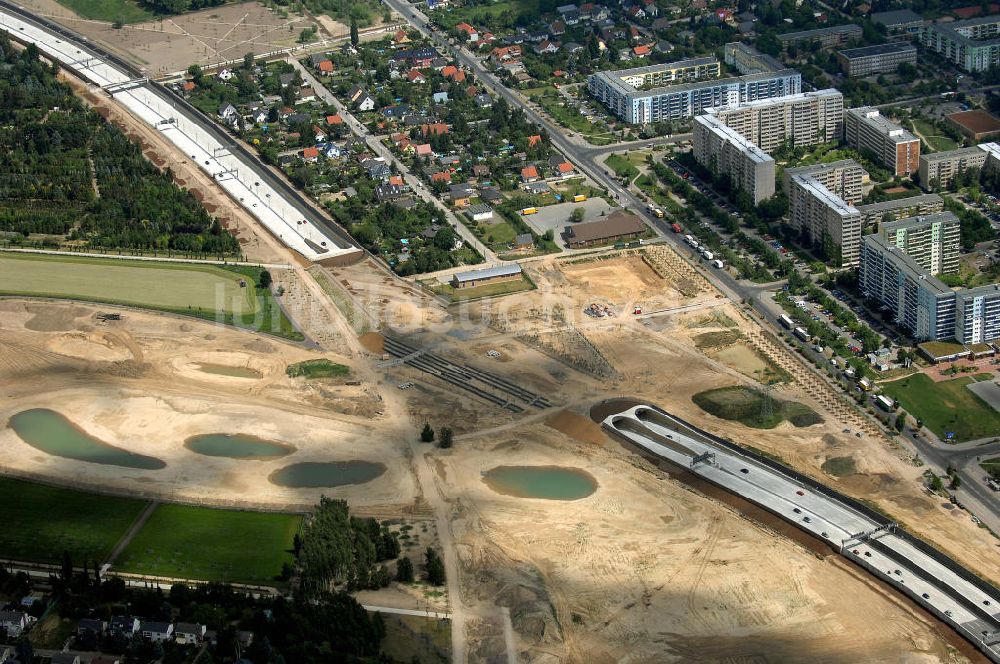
[778,314,794,329]
[793,327,810,342]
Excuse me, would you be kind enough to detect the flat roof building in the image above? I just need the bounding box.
[784,159,867,205]
[871,9,926,40]
[844,107,920,176]
[859,234,957,341]
[723,41,785,75]
[451,263,523,289]
[836,42,917,76]
[703,89,843,152]
[921,16,1000,72]
[955,284,1000,344]
[946,109,1000,141]
[879,211,961,275]
[788,173,863,266]
[588,59,801,124]
[917,142,1000,190]
[855,193,944,227]
[693,113,776,204]
[777,24,863,47]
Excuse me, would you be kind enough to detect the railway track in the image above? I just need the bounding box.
[383,336,551,412]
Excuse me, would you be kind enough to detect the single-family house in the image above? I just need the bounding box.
[535,40,559,54]
[278,72,296,88]
[479,187,503,202]
[287,112,311,126]
[632,44,651,58]
[407,68,426,83]
[323,143,345,159]
[524,181,551,195]
[472,164,491,178]
[366,161,392,181]
[140,621,174,643]
[456,22,479,41]
[309,52,330,66]
[77,619,107,636]
[474,93,493,108]
[217,68,235,82]
[394,28,411,44]
[318,60,334,75]
[432,91,449,103]
[555,161,575,177]
[439,155,462,166]
[521,165,540,183]
[348,85,375,111]
[326,114,344,127]
[415,143,434,157]
[527,134,543,148]
[173,622,207,645]
[431,170,452,184]
[181,81,196,94]
[441,65,466,82]
[449,183,475,206]
[218,102,238,123]
[549,20,566,35]
[422,122,449,136]
[514,233,534,249]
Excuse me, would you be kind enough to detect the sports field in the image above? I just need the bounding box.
[880,373,1000,443]
[117,504,301,584]
[0,253,255,314]
[0,477,147,564]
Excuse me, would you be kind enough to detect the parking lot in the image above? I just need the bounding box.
[521,197,614,250]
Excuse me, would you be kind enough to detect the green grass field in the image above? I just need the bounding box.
[55,0,156,23]
[286,358,350,378]
[880,373,1000,443]
[117,504,302,584]
[691,386,823,429]
[0,253,302,340]
[911,118,959,152]
[0,477,147,564]
[604,154,640,181]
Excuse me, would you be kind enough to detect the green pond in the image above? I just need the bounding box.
[8,409,166,470]
[185,434,294,459]
[482,465,598,500]
[269,461,387,488]
[196,363,262,379]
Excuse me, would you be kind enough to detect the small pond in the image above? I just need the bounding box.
[185,434,294,459]
[482,465,598,500]
[195,363,263,379]
[268,461,386,488]
[8,408,165,470]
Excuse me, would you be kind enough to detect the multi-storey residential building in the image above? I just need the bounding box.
[776,24,863,48]
[783,159,867,204]
[878,212,961,275]
[855,193,944,227]
[703,89,843,152]
[836,42,918,76]
[860,231,1000,343]
[921,16,1000,72]
[917,142,1000,190]
[588,62,801,124]
[788,174,863,266]
[692,114,775,203]
[871,9,926,41]
[859,234,957,341]
[955,285,1000,344]
[844,107,920,176]
[723,42,785,75]
[614,56,720,88]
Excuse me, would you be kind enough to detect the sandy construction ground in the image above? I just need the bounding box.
[0,299,417,511]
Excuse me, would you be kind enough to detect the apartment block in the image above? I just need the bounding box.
[692,114,776,204]
[836,42,917,77]
[878,211,961,275]
[844,107,920,176]
[855,193,944,227]
[955,285,1000,344]
[787,174,862,266]
[588,61,801,124]
[871,9,926,41]
[723,41,785,75]
[776,24,863,48]
[921,16,1000,72]
[703,89,843,153]
[783,159,867,205]
[917,142,1000,190]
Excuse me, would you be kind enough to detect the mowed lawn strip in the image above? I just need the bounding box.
[0,253,255,314]
[0,477,147,564]
[880,373,1000,442]
[117,504,302,584]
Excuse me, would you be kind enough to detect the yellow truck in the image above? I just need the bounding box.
[572,194,587,203]
[521,207,538,215]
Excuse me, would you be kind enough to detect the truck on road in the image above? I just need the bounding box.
[670,222,682,233]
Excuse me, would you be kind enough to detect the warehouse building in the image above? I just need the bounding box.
[836,42,917,77]
[703,89,843,152]
[855,193,944,227]
[921,16,1000,72]
[787,174,862,266]
[562,210,647,248]
[587,61,801,124]
[451,263,523,289]
[844,107,920,176]
[879,211,961,275]
[776,24,863,48]
[783,159,867,205]
[693,113,776,203]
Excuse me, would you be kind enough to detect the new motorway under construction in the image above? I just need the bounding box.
[0,0,359,265]
[602,401,1000,663]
